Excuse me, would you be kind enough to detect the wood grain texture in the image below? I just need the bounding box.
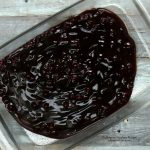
[0,0,79,16]
[0,0,150,150]
[73,147,150,150]
[0,16,47,46]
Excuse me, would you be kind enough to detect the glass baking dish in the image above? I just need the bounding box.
[0,0,150,149]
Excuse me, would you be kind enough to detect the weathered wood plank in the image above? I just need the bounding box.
[73,146,150,150]
[0,0,79,16]
[0,0,149,149]
[0,16,47,46]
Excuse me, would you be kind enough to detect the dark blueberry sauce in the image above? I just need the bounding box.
[0,8,136,139]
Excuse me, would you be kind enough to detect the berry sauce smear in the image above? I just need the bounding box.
[0,8,136,139]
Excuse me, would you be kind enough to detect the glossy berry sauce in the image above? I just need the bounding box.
[0,8,136,139]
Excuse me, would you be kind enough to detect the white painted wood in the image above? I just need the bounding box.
[0,16,47,46]
[73,146,150,150]
[0,0,149,150]
[0,0,79,16]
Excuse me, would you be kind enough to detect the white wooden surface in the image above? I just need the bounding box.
[0,0,150,150]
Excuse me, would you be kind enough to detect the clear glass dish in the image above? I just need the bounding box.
[0,0,150,149]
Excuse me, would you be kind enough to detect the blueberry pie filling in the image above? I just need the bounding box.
[0,8,136,139]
